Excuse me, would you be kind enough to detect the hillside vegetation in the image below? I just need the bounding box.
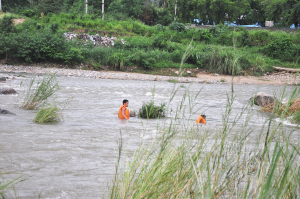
[0,6,300,76]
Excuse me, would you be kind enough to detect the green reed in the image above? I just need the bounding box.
[33,105,60,123]
[21,73,59,110]
[0,174,24,198]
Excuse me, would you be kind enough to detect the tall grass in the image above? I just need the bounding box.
[21,73,59,109]
[34,105,60,123]
[108,84,300,198]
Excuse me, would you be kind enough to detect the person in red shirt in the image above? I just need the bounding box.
[196,114,206,124]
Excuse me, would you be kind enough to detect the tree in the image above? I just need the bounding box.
[261,0,300,27]
[122,0,144,18]
[37,0,63,14]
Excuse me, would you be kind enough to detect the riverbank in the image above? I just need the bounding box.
[1,64,300,85]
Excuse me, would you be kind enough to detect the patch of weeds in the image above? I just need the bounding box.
[21,73,59,109]
[138,101,166,119]
[220,78,226,82]
[34,105,60,123]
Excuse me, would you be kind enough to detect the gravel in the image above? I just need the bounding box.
[1,64,300,85]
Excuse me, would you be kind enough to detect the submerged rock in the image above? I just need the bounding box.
[250,92,276,107]
[0,109,16,115]
[0,87,17,94]
[130,111,137,117]
[0,77,6,81]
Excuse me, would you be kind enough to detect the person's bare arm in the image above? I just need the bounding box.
[122,107,129,120]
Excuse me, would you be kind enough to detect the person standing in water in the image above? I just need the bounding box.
[119,99,129,120]
[196,114,206,124]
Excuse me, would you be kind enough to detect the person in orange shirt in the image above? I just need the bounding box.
[119,99,130,120]
[196,114,206,124]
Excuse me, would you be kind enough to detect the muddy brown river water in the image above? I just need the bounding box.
[1,73,299,198]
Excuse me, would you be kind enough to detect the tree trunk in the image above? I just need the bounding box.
[102,0,104,20]
[86,0,88,14]
[174,0,177,21]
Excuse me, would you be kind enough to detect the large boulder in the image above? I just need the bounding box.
[0,87,17,94]
[0,109,15,115]
[250,92,276,107]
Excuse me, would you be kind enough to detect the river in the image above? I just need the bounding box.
[0,73,299,198]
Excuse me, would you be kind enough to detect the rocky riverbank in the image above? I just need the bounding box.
[1,64,300,85]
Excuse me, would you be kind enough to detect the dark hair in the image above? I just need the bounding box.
[201,114,206,118]
[123,99,129,104]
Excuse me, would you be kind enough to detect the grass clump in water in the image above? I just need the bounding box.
[138,101,166,119]
[34,105,60,123]
[21,73,59,109]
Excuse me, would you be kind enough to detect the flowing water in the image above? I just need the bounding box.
[0,72,299,198]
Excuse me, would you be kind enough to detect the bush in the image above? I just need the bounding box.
[156,24,165,31]
[0,15,16,34]
[200,30,213,43]
[249,30,271,46]
[262,38,300,62]
[168,22,185,32]
[138,101,166,119]
[89,46,113,66]
[19,9,38,17]
[241,29,251,47]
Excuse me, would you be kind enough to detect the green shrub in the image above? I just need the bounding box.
[19,9,38,17]
[0,15,16,34]
[89,46,113,66]
[156,24,165,31]
[241,29,251,47]
[138,101,166,119]
[249,30,271,46]
[168,22,185,32]
[218,32,233,46]
[262,38,300,62]
[200,30,213,43]
[209,26,217,36]
[34,106,60,123]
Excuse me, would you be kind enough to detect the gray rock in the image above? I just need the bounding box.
[250,92,276,107]
[0,109,16,115]
[130,111,136,117]
[0,87,17,94]
[0,77,6,81]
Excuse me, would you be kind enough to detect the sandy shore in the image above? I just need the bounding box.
[1,64,300,85]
